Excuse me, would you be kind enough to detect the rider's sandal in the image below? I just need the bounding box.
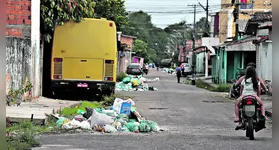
[235,124,243,130]
[234,119,240,123]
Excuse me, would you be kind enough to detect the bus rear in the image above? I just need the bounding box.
[51,18,117,96]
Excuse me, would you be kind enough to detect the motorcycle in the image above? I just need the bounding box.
[237,95,266,140]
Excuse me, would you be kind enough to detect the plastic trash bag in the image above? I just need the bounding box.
[104,125,117,133]
[56,117,70,127]
[139,122,151,132]
[140,120,160,132]
[112,121,122,131]
[120,125,130,132]
[77,109,85,115]
[90,109,114,128]
[113,98,134,115]
[62,119,90,130]
[122,77,131,83]
[126,122,140,132]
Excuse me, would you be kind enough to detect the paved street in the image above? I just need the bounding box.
[34,69,272,150]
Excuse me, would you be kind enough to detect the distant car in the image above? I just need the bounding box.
[181,63,192,77]
[126,63,143,75]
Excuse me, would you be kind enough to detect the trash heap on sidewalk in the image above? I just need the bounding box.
[55,98,161,133]
[116,75,159,91]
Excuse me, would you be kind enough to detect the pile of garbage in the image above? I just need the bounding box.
[116,75,159,91]
[55,98,161,133]
[163,68,175,75]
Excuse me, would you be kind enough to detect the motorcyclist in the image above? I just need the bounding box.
[234,65,267,130]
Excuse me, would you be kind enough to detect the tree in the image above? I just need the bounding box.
[94,0,128,31]
[121,11,169,63]
[40,0,128,43]
[40,0,96,42]
[132,40,148,59]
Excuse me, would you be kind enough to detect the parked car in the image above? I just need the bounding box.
[181,63,192,77]
[126,63,143,75]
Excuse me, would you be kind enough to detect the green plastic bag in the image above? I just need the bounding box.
[126,122,140,132]
[77,109,85,115]
[140,120,160,132]
[122,77,131,83]
[139,122,151,132]
[128,119,137,123]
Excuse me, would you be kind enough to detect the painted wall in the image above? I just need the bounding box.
[219,0,272,43]
[258,41,272,80]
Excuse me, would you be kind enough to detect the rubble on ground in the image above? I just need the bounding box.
[54,98,162,133]
[116,75,159,91]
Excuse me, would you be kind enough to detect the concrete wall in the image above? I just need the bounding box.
[6,37,31,91]
[6,0,42,97]
[258,41,272,81]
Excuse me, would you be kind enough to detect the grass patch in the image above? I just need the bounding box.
[195,79,232,92]
[184,80,191,85]
[116,72,128,82]
[6,117,59,150]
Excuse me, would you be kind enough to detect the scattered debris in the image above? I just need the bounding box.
[116,75,159,91]
[53,98,161,133]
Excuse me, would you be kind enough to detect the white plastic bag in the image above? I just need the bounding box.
[112,98,135,114]
[90,109,114,128]
[104,124,117,133]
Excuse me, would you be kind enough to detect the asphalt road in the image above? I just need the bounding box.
[33,69,272,150]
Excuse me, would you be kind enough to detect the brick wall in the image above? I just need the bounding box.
[6,0,31,38]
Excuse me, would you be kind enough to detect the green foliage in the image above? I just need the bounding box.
[196,79,216,91]
[60,101,102,118]
[121,11,169,63]
[41,0,128,42]
[6,81,33,106]
[41,0,96,42]
[195,79,232,92]
[94,0,128,30]
[132,40,148,58]
[215,84,232,92]
[6,130,40,150]
[117,72,128,82]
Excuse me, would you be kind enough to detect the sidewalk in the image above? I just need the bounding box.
[6,97,80,124]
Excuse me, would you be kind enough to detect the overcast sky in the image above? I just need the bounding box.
[125,0,221,29]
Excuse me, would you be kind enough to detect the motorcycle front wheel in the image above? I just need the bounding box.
[246,118,255,140]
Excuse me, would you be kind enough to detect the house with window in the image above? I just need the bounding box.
[212,11,271,84]
[117,33,136,73]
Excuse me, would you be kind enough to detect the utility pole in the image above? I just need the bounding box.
[198,0,209,36]
[188,4,197,84]
[233,2,240,40]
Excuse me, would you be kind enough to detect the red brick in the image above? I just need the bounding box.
[24,19,31,24]
[15,5,21,10]
[9,20,16,24]
[6,5,14,10]
[16,19,23,24]
[15,15,22,19]
[21,5,29,10]
[11,10,19,15]
[21,16,27,19]
[8,15,14,20]
[24,1,31,6]
[6,0,12,4]
[6,10,12,14]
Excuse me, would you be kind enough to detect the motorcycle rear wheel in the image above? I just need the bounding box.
[246,118,255,140]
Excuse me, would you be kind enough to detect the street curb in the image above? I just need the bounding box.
[265,110,272,118]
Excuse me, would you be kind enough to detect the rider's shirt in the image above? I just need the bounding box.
[241,78,260,95]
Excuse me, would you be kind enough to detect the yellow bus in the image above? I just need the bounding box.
[51,18,117,97]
